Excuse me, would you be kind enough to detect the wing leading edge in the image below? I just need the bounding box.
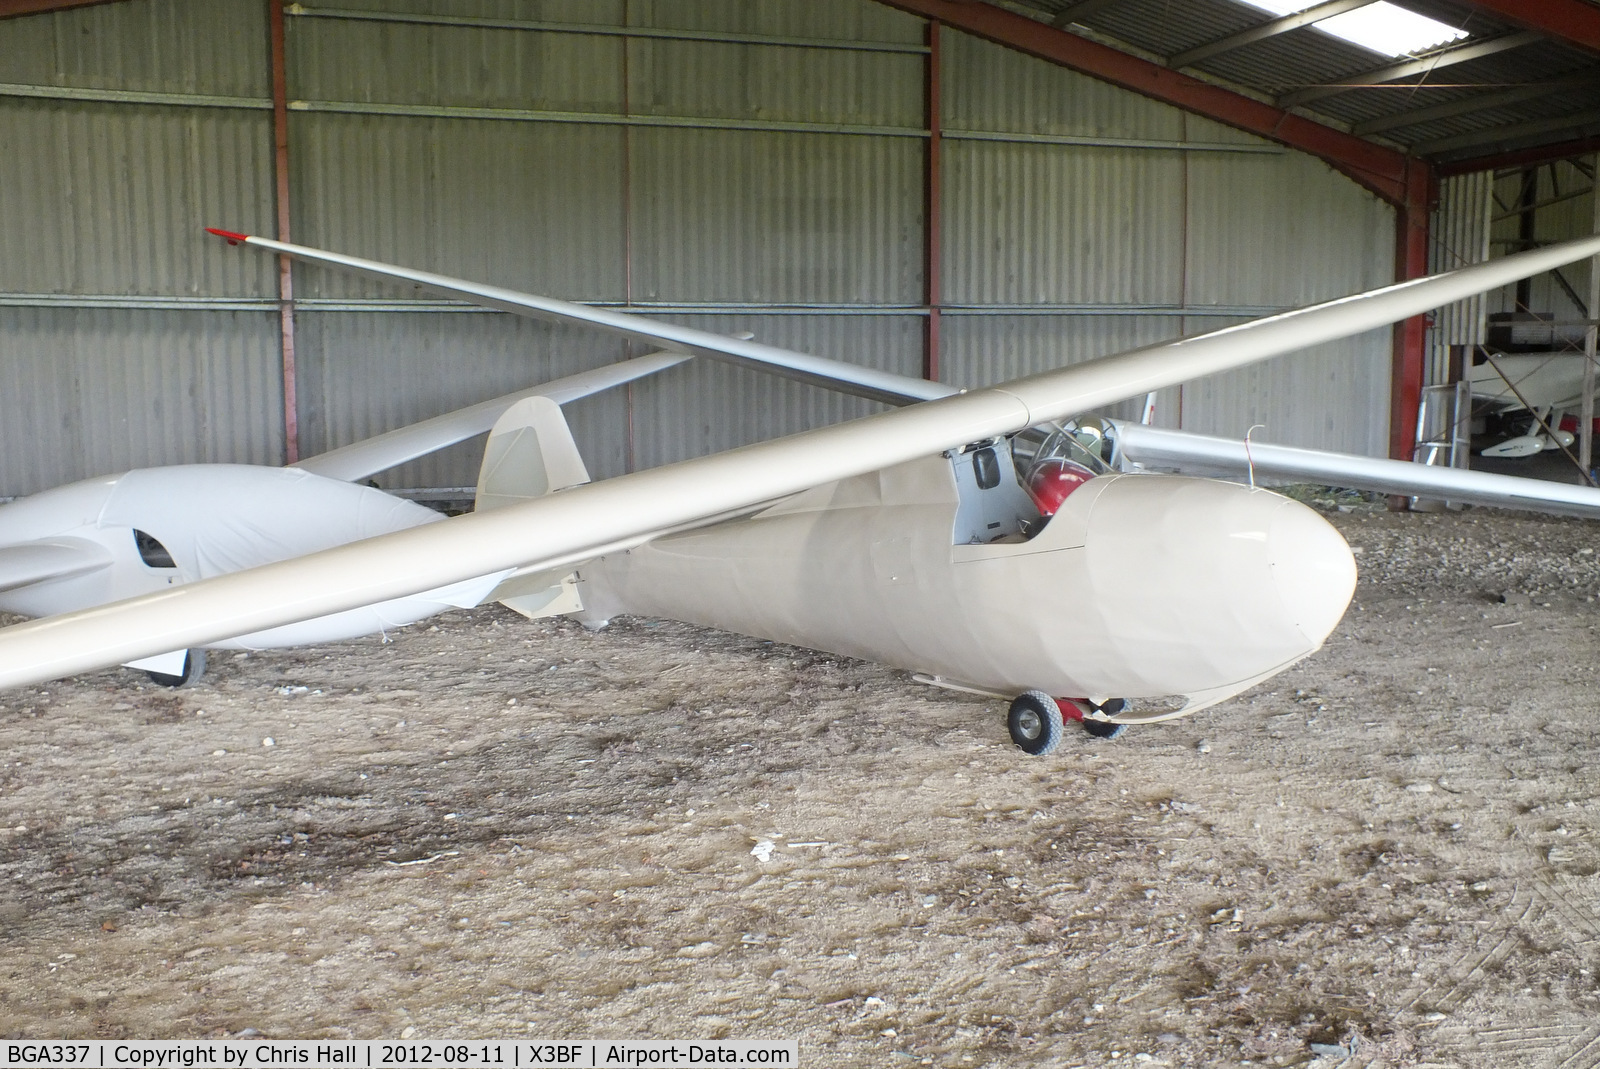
[258,229,1600,526]
[205,228,947,408]
[5,231,1600,690]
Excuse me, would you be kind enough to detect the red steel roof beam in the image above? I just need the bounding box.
[0,0,125,17]
[1449,0,1600,57]
[875,0,1414,205]
[1440,134,1600,176]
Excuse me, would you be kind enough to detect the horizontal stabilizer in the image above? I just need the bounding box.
[489,567,584,620]
[0,538,113,593]
[293,352,689,482]
[1113,421,1600,520]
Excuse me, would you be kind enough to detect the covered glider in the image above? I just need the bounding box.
[0,350,689,685]
[3,229,1600,754]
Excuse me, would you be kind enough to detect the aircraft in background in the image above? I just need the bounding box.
[3,229,1600,754]
[0,352,687,685]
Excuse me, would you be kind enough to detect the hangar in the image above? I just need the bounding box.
[5,0,1600,1061]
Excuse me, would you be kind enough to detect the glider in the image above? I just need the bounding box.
[4,229,1600,754]
[0,351,688,684]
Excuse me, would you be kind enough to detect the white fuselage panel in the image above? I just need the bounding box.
[582,461,1357,703]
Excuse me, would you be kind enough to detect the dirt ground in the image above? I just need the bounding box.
[4,503,1600,1067]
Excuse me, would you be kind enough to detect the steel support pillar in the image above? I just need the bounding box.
[923,19,942,382]
[1390,158,1434,470]
[269,0,299,464]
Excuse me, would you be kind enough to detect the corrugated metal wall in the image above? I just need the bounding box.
[942,32,1393,454]
[1427,172,1493,387]
[0,0,280,496]
[1487,158,1597,323]
[1,0,1400,499]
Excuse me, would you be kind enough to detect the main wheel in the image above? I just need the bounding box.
[1007,690,1064,756]
[1081,696,1128,739]
[146,649,206,688]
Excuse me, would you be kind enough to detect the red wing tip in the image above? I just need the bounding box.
[204,227,251,244]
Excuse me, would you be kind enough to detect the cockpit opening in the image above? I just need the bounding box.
[133,529,176,569]
[1014,419,1117,517]
[948,418,1120,545]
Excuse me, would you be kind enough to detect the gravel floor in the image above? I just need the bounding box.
[2,502,1599,1067]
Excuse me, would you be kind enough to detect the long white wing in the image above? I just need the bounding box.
[206,229,948,407]
[5,232,1600,690]
[1110,421,1600,519]
[257,226,1600,523]
[293,352,690,482]
[258,226,1600,525]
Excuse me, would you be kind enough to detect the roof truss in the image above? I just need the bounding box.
[878,0,1416,204]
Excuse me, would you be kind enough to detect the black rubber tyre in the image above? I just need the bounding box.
[1007,690,1064,756]
[146,648,206,688]
[1082,718,1128,740]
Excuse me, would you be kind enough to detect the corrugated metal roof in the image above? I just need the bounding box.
[1084,0,1267,59]
[1008,0,1600,167]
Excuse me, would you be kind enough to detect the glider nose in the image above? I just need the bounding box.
[1267,494,1358,646]
[1063,475,1357,696]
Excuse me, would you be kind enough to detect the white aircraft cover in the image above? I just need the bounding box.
[101,465,443,580]
[2,230,1598,688]
[99,466,502,649]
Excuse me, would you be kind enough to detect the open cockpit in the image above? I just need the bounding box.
[947,418,1119,546]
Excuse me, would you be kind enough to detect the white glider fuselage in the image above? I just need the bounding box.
[0,356,686,665]
[0,465,499,651]
[581,456,1357,721]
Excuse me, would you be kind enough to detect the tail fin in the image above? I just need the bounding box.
[476,397,590,620]
[475,396,590,512]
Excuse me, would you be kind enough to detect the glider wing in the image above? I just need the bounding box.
[4,232,1600,689]
[294,351,690,482]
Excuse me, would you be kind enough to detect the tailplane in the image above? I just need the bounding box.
[475,395,590,511]
[476,397,590,619]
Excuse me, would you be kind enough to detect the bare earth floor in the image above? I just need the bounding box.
[3,506,1600,1067]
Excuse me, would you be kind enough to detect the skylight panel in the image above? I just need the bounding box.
[1235,0,1469,57]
